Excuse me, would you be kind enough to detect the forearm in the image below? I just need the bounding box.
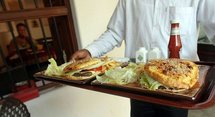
[85,29,123,58]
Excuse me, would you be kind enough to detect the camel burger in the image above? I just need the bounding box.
[63,58,120,80]
[139,59,199,92]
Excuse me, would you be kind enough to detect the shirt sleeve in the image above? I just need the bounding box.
[85,0,126,57]
[197,0,215,44]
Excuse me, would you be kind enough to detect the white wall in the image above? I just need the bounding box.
[71,0,125,57]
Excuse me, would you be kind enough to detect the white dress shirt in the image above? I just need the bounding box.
[85,0,215,61]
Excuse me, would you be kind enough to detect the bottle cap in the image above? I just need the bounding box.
[170,20,180,24]
[139,47,147,51]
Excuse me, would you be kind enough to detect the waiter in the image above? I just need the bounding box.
[71,0,215,117]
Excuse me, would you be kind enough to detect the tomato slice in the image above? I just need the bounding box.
[88,66,103,72]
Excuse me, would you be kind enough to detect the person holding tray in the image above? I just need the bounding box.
[71,0,215,117]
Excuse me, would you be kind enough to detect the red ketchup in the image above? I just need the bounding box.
[168,20,182,58]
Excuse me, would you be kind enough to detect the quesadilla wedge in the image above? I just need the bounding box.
[138,59,199,92]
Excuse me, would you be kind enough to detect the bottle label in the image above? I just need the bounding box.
[171,27,180,35]
[137,55,143,61]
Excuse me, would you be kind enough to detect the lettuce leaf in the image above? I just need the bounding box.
[44,58,71,76]
[139,73,163,90]
[96,63,137,85]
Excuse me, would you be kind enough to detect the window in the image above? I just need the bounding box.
[0,0,78,97]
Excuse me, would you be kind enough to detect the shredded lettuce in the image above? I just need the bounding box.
[139,73,163,90]
[44,58,71,76]
[96,63,137,85]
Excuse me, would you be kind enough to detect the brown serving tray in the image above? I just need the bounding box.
[91,65,209,101]
[34,62,215,109]
[34,71,96,84]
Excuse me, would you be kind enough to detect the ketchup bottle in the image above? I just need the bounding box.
[168,20,182,58]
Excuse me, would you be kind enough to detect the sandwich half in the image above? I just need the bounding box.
[63,58,120,80]
[139,59,199,92]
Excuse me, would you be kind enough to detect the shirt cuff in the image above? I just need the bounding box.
[85,46,100,58]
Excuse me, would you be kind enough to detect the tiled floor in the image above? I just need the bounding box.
[25,85,130,117]
[189,107,215,117]
[25,85,215,117]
